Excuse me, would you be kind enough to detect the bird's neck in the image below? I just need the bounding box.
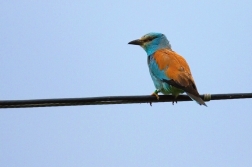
[144,44,171,56]
[144,40,171,56]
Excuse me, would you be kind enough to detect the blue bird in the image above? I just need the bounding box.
[128,32,207,106]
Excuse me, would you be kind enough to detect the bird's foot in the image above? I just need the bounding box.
[150,89,160,106]
[151,90,160,100]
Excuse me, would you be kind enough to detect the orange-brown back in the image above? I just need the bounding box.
[153,49,196,89]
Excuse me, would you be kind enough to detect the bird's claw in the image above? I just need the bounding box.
[172,96,178,105]
[172,100,178,105]
[151,90,160,100]
[149,90,160,106]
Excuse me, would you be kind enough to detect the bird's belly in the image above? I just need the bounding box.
[150,72,171,93]
[150,73,184,96]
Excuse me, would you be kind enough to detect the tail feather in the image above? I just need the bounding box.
[186,92,207,107]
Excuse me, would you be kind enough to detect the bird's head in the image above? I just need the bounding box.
[128,32,171,56]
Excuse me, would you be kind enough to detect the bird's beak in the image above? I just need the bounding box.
[128,39,143,45]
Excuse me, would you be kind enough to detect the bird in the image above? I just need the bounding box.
[128,32,207,106]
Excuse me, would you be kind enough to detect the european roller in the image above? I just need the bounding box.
[128,32,207,106]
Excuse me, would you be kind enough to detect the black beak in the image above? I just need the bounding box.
[128,39,143,45]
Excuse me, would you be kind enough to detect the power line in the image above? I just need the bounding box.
[0,93,251,109]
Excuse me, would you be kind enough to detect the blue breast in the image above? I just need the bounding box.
[148,55,171,92]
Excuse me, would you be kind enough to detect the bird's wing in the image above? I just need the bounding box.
[152,49,206,106]
[151,49,195,89]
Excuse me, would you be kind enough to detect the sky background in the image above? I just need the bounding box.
[1,1,252,167]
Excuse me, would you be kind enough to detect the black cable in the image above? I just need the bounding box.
[0,93,251,109]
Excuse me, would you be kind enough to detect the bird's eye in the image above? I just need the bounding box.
[145,37,153,42]
[144,36,158,42]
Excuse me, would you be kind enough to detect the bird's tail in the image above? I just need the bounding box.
[186,92,207,107]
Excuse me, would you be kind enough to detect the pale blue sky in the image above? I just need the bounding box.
[1,1,252,167]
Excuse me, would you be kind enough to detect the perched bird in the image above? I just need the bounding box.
[128,32,207,106]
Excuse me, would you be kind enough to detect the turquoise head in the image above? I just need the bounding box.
[128,32,171,56]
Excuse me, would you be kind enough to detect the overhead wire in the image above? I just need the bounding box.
[1,93,251,109]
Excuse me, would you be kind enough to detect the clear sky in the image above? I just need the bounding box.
[1,1,252,167]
